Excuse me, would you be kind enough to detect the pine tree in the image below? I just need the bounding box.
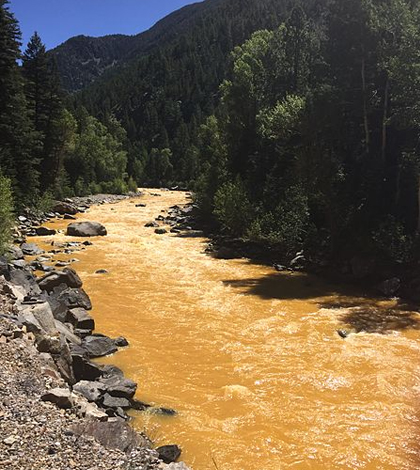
[23,32,66,192]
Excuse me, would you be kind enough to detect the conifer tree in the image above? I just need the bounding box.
[23,32,65,191]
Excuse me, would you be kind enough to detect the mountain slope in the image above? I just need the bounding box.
[53,0,323,184]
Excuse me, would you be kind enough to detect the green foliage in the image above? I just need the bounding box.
[213,178,252,236]
[247,186,309,253]
[371,216,413,264]
[0,173,14,255]
[35,190,54,214]
[258,95,306,140]
[65,112,128,195]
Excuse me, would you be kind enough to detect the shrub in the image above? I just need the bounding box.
[213,178,252,236]
[247,185,309,254]
[0,174,14,255]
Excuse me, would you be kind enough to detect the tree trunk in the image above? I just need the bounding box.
[382,75,390,164]
[361,56,370,153]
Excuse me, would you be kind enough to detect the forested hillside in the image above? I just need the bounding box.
[197,0,420,264]
[64,0,307,186]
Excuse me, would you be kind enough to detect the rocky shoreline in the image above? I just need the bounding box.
[0,192,191,470]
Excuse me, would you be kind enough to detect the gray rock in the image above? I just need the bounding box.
[53,201,78,215]
[155,228,167,235]
[21,242,44,256]
[35,226,57,236]
[162,463,192,470]
[41,388,73,409]
[101,393,132,410]
[70,420,146,453]
[10,260,27,269]
[82,335,118,358]
[73,380,106,402]
[99,375,137,399]
[19,302,57,335]
[73,398,108,421]
[48,285,92,315]
[68,308,95,331]
[67,221,107,237]
[151,407,177,416]
[8,246,24,260]
[145,221,159,228]
[64,214,77,220]
[55,320,82,345]
[38,268,83,292]
[156,445,181,464]
[71,354,103,382]
[95,269,108,274]
[114,336,129,347]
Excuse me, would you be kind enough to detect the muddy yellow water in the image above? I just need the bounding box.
[35,190,420,470]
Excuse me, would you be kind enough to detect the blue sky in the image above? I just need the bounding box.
[8,0,203,50]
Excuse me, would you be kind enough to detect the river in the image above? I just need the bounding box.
[36,189,420,470]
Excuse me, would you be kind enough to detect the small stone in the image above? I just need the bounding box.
[4,436,17,445]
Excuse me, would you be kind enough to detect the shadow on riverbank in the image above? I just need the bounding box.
[223,271,420,334]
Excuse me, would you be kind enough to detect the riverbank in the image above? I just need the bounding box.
[0,192,191,470]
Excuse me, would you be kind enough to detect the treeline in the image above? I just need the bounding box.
[0,0,135,215]
[195,0,420,264]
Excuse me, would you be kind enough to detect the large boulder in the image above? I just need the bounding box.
[38,268,83,292]
[55,320,82,345]
[67,221,107,237]
[9,267,42,296]
[7,246,24,260]
[19,301,57,335]
[48,285,92,318]
[81,335,117,358]
[53,201,78,215]
[70,420,147,453]
[35,226,57,236]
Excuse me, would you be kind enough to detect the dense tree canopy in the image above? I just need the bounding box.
[1,0,420,266]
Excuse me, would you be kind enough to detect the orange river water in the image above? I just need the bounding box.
[32,189,420,470]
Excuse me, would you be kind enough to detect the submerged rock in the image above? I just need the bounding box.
[156,445,181,464]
